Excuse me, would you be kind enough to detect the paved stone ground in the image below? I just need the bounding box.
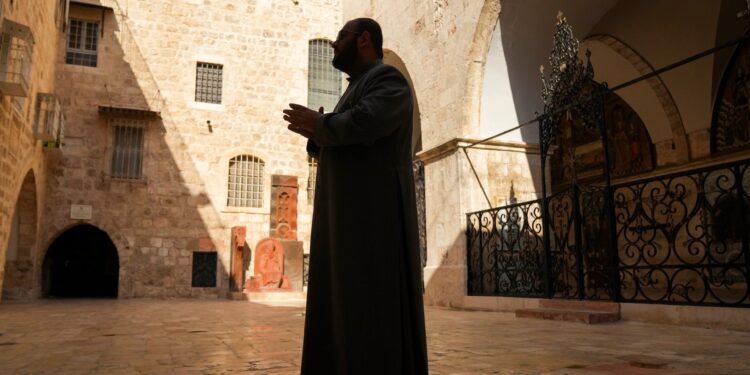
[0,300,748,374]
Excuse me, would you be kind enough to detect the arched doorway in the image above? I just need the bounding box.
[42,225,119,298]
[550,83,655,190]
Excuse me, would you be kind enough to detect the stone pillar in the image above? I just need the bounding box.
[271,175,304,292]
[230,226,246,292]
[270,175,298,240]
[246,175,304,292]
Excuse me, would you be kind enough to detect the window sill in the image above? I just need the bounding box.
[189,101,224,112]
[221,207,268,215]
[62,63,98,72]
[108,176,148,184]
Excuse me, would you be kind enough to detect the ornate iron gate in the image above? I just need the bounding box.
[465,14,750,307]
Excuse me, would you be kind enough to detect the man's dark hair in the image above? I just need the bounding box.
[352,18,384,59]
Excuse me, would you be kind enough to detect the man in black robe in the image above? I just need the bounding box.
[283,18,429,375]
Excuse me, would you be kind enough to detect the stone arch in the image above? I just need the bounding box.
[41,224,120,298]
[2,170,38,300]
[463,0,502,136]
[383,48,422,154]
[583,34,689,165]
[41,218,131,298]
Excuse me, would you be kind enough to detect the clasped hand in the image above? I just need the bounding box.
[283,103,323,139]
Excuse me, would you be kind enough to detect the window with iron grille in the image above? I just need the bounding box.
[110,118,145,180]
[192,251,217,287]
[307,155,318,205]
[65,19,99,67]
[195,62,223,104]
[308,39,341,111]
[227,155,264,208]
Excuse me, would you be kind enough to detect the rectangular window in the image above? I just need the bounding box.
[195,62,223,104]
[110,118,145,180]
[308,39,341,112]
[65,19,99,67]
[192,251,217,287]
[227,155,264,208]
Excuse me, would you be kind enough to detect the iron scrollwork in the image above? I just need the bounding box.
[467,157,750,307]
[539,12,598,157]
[467,200,546,297]
[615,160,750,306]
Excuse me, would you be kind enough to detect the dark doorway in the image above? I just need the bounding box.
[42,225,119,298]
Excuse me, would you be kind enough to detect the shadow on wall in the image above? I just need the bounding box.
[423,231,468,308]
[19,4,231,299]
[1,170,38,300]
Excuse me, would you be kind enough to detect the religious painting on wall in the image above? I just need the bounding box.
[550,82,654,190]
[713,39,750,153]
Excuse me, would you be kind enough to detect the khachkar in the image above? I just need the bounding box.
[246,175,304,292]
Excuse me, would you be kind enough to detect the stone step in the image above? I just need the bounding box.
[226,292,248,301]
[244,291,306,301]
[538,299,620,313]
[515,308,620,324]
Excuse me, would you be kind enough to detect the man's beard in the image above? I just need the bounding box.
[332,41,358,72]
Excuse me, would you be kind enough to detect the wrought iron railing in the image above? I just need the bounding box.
[614,158,750,306]
[463,11,750,308]
[467,158,750,307]
[467,199,546,297]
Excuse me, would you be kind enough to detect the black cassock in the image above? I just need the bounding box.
[301,61,428,375]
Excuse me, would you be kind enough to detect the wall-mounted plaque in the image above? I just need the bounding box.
[70,204,92,220]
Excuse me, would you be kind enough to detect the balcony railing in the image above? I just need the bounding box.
[0,19,32,98]
[467,158,750,307]
[463,12,750,308]
[34,93,65,149]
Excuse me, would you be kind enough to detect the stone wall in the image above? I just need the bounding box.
[39,0,340,298]
[0,0,62,300]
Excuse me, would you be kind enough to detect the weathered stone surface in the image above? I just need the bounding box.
[281,240,304,292]
[230,226,247,292]
[270,175,299,240]
[247,238,291,291]
[0,0,340,299]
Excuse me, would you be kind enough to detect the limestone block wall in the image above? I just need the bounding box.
[45,0,340,298]
[0,0,62,300]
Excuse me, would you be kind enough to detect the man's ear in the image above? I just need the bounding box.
[359,30,371,49]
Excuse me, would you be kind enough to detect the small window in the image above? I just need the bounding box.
[66,19,99,67]
[227,155,264,208]
[195,62,223,104]
[307,155,318,205]
[110,118,145,180]
[308,39,340,111]
[192,251,217,288]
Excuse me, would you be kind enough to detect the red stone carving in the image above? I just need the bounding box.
[246,238,291,291]
[230,226,246,292]
[270,175,298,240]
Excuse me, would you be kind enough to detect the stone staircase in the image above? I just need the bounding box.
[515,299,620,324]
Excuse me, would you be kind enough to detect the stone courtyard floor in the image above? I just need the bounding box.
[0,300,748,374]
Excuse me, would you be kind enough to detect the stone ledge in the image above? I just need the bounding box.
[417,137,541,165]
[515,308,621,324]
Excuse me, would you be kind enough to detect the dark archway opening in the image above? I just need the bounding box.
[42,225,119,298]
